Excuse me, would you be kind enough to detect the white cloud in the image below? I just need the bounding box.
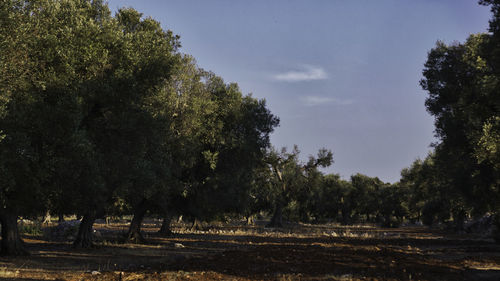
[273,65,327,82]
[301,96,354,107]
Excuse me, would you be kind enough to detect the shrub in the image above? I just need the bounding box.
[19,221,43,236]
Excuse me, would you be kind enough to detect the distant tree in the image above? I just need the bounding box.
[177,74,278,230]
[308,173,347,223]
[294,161,324,222]
[265,146,302,227]
[266,146,333,227]
[399,158,427,223]
[349,174,385,222]
[400,154,468,228]
[241,163,275,225]
[378,183,408,228]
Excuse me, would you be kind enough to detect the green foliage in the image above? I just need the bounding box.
[308,174,347,223]
[19,222,43,236]
[151,55,279,223]
[398,10,500,227]
[349,174,383,221]
[420,2,500,220]
[261,146,336,225]
[476,116,500,171]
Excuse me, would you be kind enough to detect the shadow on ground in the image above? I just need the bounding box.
[0,223,499,280]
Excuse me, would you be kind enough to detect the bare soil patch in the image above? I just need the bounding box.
[1,220,499,280]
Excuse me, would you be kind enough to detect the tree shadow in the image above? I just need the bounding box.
[1,228,498,280]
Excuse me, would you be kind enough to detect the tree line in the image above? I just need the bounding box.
[0,0,499,256]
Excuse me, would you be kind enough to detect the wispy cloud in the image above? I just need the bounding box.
[273,65,327,82]
[301,96,354,107]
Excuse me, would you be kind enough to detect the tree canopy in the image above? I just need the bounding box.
[0,0,279,254]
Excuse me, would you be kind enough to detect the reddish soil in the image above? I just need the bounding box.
[1,221,499,280]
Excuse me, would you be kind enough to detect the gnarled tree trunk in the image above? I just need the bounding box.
[0,212,29,256]
[42,210,51,225]
[190,218,203,231]
[341,207,351,225]
[454,209,466,231]
[267,200,284,228]
[246,214,255,225]
[126,200,148,243]
[158,216,173,236]
[73,213,96,248]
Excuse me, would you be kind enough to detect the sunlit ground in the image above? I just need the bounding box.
[1,220,500,280]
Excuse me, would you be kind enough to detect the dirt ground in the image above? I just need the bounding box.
[1,220,499,280]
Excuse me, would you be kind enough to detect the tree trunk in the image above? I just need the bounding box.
[58,214,64,223]
[246,214,255,225]
[73,213,96,248]
[42,210,51,225]
[126,200,148,243]
[382,214,392,227]
[267,200,284,228]
[454,209,466,231]
[0,212,29,256]
[158,216,173,236]
[190,218,203,231]
[341,207,351,225]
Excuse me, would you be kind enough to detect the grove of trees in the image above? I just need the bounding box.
[0,0,279,255]
[0,0,498,256]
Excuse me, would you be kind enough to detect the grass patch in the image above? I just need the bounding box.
[19,221,43,236]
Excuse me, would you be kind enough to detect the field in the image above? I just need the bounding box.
[1,220,500,281]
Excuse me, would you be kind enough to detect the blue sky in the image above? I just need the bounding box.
[107,0,491,183]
